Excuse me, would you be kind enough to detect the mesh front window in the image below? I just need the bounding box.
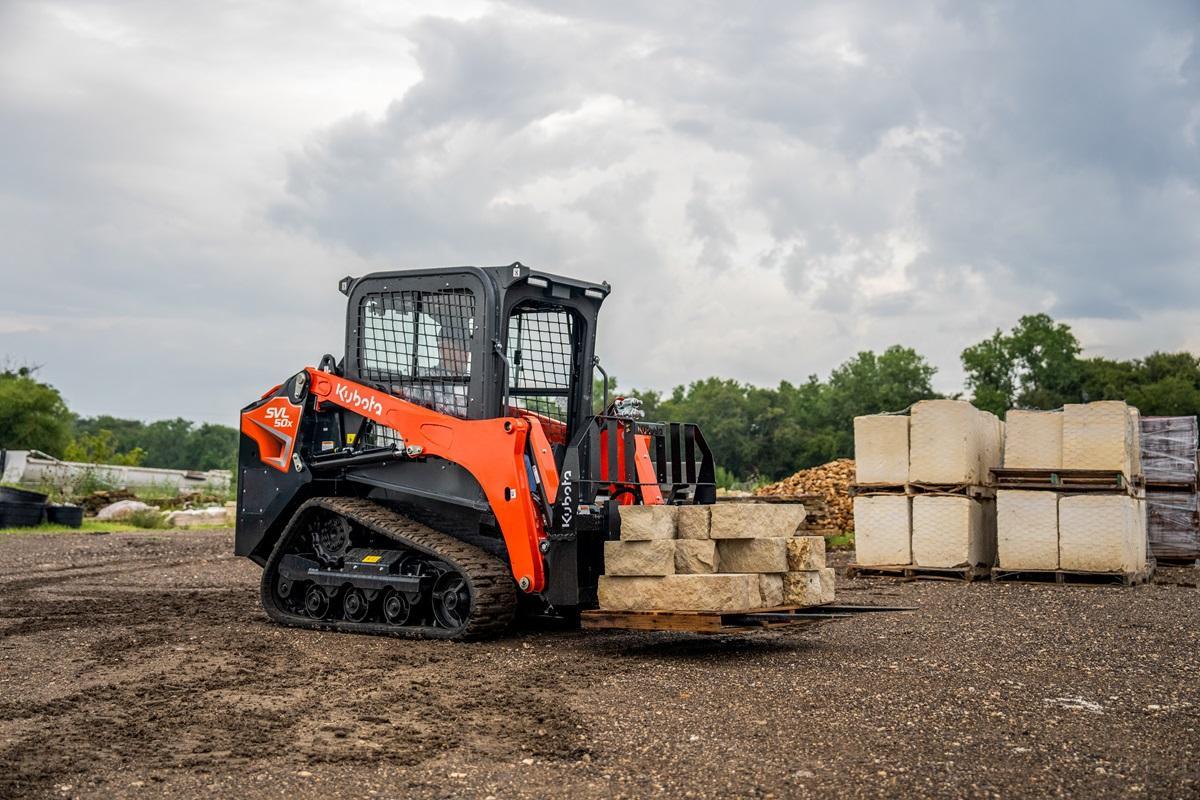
[506,304,576,424]
[358,289,475,420]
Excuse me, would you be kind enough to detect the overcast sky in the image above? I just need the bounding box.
[1,1,1197,425]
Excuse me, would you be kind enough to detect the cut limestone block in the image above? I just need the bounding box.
[818,567,836,603]
[674,539,720,574]
[1062,401,1136,479]
[758,574,784,607]
[1059,494,1147,573]
[618,505,677,541]
[911,495,994,568]
[603,540,676,576]
[676,505,712,540]
[1127,406,1142,478]
[1004,410,1062,469]
[716,537,789,573]
[786,536,826,571]
[853,495,911,566]
[854,414,909,484]
[996,490,1058,569]
[783,568,836,606]
[709,503,806,539]
[909,399,1001,484]
[597,573,761,612]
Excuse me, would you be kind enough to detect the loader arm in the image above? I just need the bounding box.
[302,368,554,593]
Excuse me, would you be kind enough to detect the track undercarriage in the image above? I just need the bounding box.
[260,497,516,640]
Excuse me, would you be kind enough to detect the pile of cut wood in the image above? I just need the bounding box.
[599,504,834,612]
[754,458,855,533]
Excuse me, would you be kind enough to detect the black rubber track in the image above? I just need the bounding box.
[259,497,517,641]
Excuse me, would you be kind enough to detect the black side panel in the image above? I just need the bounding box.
[235,386,315,563]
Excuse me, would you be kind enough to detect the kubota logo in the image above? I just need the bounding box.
[335,383,384,416]
[265,406,294,429]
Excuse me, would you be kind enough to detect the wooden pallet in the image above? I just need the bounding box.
[579,604,908,634]
[715,495,819,505]
[844,563,990,582]
[1145,555,1197,567]
[1145,480,1198,493]
[908,483,995,499]
[849,483,994,498]
[848,483,907,496]
[990,467,1141,493]
[991,567,1153,586]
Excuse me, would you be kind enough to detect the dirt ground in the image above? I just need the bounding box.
[1,530,1197,799]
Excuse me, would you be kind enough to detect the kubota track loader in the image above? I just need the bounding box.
[236,263,719,639]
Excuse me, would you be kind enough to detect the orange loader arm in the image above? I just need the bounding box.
[301,368,556,593]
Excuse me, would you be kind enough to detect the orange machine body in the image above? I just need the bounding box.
[305,368,554,593]
[241,369,670,595]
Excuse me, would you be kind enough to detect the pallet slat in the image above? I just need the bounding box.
[991,567,1152,586]
[845,563,990,582]
[990,467,1143,493]
[580,604,861,633]
[849,483,995,498]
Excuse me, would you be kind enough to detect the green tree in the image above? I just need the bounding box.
[1079,351,1200,416]
[0,367,72,456]
[187,423,239,471]
[962,314,1082,414]
[136,418,198,469]
[63,430,146,465]
[73,415,148,455]
[621,346,939,482]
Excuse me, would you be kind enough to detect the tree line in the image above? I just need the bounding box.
[607,313,1200,483]
[0,366,237,471]
[3,313,1198,478]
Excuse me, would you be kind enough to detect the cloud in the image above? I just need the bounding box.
[0,0,1197,422]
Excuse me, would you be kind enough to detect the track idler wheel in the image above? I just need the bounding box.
[311,515,352,565]
[381,589,412,626]
[342,588,370,623]
[431,571,471,630]
[304,584,331,619]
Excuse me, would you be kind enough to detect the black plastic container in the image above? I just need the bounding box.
[0,486,49,505]
[46,505,84,528]
[0,501,46,528]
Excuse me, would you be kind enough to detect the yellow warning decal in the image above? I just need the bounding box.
[361,555,381,563]
[346,433,357,444]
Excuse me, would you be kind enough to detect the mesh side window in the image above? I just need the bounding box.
[358,289,475,424]
[506,304,575,425]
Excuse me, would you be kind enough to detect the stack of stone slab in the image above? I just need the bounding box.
[598,503,835,612]
[996,401,1149,575]
[1140,416,1199,561]
[852,400,1002,569]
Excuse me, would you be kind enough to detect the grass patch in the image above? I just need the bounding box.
[0,520,139,535]
[126,509,171,529]
[826,532,855,551]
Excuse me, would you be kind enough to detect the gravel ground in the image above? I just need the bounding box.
[1,529,1197,799]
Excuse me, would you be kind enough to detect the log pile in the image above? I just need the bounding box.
[754,458,855,533]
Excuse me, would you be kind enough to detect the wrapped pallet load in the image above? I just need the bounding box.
[1146,491,1200,560]
[852,494,911,565]
[1062,401,1138,480]
[1003,410,1063,468]
[908,400,1002,485]
[911,495,994,568]
[1140,416,1199,485]
[996,490,1059,569]
[853,414,909,484]
[1058,494,1148,574]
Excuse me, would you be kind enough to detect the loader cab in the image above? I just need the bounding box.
[340,263,608,447]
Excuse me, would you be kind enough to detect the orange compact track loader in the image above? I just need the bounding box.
[236,263,720,639]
